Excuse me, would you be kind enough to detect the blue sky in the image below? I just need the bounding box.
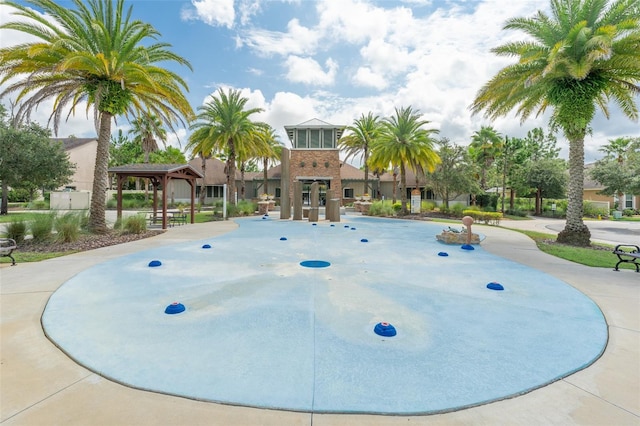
[1,0,638,163]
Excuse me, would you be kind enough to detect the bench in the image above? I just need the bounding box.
[0,238,17,266]
[170,213,187,226]
[613,244,640,272]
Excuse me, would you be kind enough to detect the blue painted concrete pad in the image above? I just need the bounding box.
[42,217,607,414]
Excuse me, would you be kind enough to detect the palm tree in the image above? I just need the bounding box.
[597,136,636,212]
[187,88,263,205]
[0,0,193,233]
[256,125,283,197]
[129,113,167,163]
[471,0,640,246]
[469,126,503,191]
[339,112,381,197]
[369,106,440,215]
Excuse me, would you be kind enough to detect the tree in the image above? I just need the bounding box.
[590,137,640,209]
[470,0,640,246]
[187,88,263,205]
[339,112,381,197]
[129,113,167,163]
[426,138,480,209]
[469,126,503,191]
[526,158,568,214]
[0,116,75,213]
[150,146,187,164]
[256,125,283,196]
[0,0,194,233]
[369,106,440,215]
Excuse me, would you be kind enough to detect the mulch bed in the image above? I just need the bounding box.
[17,230,165,253]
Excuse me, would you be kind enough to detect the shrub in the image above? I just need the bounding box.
[623,208,634,217]
[27,200,48,210]
[368,200,394,216]
[55,212,82,243]
[30,212,56,241]
[583,202,609,218]
[450,204,466,217]
[237,200,257,216]
[421,201,436,212]
[392,202,403,213]
[505,209,528,217]
[7,188,32,202]
[3,219,27,243]
[462,209,502,225]
[121,214,147,234]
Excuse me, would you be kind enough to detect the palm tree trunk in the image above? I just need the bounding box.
[263,158,268,196]
[400,163,407,215]
[88,112,112,234]
[1,181,8,215]
[227,138,237,205]
[198,154,206,207]
[363,148,369,197]
[392,172,397,204]
[557,136,591,246]
[240,162,246,200]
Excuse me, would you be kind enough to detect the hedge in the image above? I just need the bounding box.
[462,210,502,225]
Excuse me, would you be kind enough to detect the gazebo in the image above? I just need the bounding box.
[108,164,203,230]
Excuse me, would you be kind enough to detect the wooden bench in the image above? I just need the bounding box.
[0,238,17,266]
[613,244,640,272]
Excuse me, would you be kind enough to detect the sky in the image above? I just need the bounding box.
[1,0,638,164]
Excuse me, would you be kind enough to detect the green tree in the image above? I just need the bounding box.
[369,106,440,215]
[469,125,504,191]
[340,112,381,197]
[187,88,263,205]
[470,0,640,246]
[590,137,640,209]
[0,0,194,232]
[426,138,480,209]
[0,116,75,213]
[149,146,187,164]
[129,113,167,163]
[527,158,568,214]
[256,125,283,197]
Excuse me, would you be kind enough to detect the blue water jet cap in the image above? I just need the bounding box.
[351,227,356,230]
[330,224,335,227]
[344,225,350,228]
[312,223,317,226]
[361,239,368,243]
[374,322,397,337]
[165,302,186,314]
[438,252,449,257]
[300,260,331,268]
[202,244,212,249]
[148,260,162,267]
[487,282,504,291]
[262,216,267,220]
[280,237,287,241]
[461,244,475,250]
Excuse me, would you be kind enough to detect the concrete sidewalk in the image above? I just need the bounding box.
[1,219,638,425]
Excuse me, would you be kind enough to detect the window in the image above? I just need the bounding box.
[275,187,281,197]
[625,194,634,209]
[309,129,321,148]
[344,188,354,198]
[323,129,334,148]
[296,129,307,148]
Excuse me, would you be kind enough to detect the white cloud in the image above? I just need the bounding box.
[352,67,388,90]
[285,56,338,86]
[239,18,320,57]
[181,0,235,28]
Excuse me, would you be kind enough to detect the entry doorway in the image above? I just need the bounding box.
[301,180,330,205]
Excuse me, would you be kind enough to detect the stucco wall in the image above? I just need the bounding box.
[66,140,97,191]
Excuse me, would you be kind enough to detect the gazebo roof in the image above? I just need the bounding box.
[108,163,203,178]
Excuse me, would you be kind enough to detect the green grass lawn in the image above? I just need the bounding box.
[512,229,636,271]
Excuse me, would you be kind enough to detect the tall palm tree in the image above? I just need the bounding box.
[469,126,503,191]
[597,136,636,211]
[129,113,167,163]
[0,0,193,233]
[187,88,263,205]
[339,112,381,197]
[369,106,440,215]
[471,0,640,246]
[256,125,283,196]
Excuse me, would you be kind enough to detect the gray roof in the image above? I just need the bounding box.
[53,137,97,151]
[108,163,203,178]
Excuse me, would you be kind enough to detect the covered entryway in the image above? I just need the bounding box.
[108,164,203,230]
